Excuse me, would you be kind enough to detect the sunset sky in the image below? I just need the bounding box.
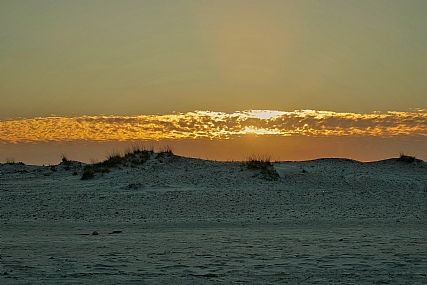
[1,0,426,164]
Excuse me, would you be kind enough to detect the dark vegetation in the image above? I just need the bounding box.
[81,164,95,180]
[61,153,70,164]
[398,152,418,163]
[81,148,282,181]
[4,157,25,165]
[81,145,173,180]
[58,153,82,173]
[244,154,280,181]
[156,145,174,160]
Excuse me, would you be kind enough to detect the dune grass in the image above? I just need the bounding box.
[398,152,417,163]
[4,157,25,165]
[81,145,174,180]
[245,154,273,170]
[244,154,280,181]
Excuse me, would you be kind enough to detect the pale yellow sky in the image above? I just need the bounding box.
[1,0,426,120]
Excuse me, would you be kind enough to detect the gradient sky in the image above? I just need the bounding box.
[1,0,427,164]
[2,0,427,119]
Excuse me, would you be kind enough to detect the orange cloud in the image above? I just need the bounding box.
[1,110,427,143]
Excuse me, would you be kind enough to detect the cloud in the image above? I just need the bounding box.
[1,110,427,143]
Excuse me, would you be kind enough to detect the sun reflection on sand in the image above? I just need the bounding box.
[1,109,427,143]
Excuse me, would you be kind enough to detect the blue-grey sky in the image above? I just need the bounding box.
[1,0,426,120]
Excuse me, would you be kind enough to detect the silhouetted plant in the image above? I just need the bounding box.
[101,150,123,168]
[245,154,272,170]
[4,158,25,165]
[156,145,174,160]
[61,153,70,163]
[398,152,417,163]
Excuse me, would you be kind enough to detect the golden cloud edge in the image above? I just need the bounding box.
[1,110,427,143]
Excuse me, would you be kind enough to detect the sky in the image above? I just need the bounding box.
[1,0,427,164]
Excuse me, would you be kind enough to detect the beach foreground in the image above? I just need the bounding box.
[2,155,427,284]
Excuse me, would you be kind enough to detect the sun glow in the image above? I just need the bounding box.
[1,110,427,143]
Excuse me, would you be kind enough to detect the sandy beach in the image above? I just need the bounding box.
[2,154,427,284]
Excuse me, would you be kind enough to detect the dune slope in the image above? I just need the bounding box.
[2,156,427,284]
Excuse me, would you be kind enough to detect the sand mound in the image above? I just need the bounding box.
[2,156,427,284]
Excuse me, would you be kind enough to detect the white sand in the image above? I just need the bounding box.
[2,155,427,284]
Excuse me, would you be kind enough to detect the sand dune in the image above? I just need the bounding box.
[2,155,427,284]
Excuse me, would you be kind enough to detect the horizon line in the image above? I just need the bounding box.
[2,147,425,167]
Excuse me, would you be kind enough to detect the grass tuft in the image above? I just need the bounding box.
[5,157,25,165]
[244,154,280,181]
[80,144,166,179]
[103,152,123,168]
[81,165,95,180]
[156,145,174,160]
[246,154,272,170]
[157,145,173,155]
[398,152,417,163]
[61,153,70,163]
